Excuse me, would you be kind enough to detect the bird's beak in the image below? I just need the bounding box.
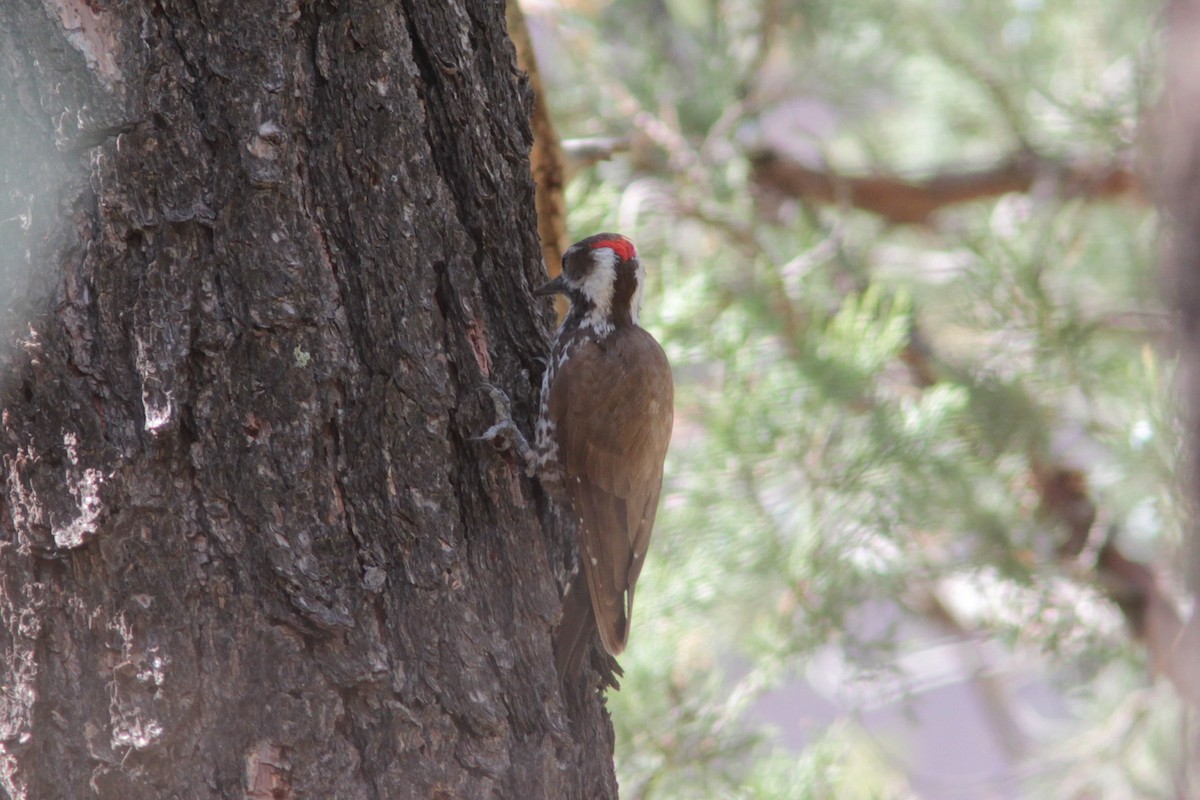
[534,274,569,297]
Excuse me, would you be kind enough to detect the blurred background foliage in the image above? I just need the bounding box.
[523,0,1189,796]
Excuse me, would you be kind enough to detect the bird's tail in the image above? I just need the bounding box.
[555,570,622,689]
[555,570,594,681]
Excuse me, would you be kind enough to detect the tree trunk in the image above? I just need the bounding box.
[1161,3,1200,758]
[0,1,618,798]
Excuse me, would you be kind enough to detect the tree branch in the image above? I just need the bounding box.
[750,149,1142,225]
[506,1,568,319]
[901,323,1200,713]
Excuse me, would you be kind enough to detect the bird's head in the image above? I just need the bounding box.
[536,233,644,334]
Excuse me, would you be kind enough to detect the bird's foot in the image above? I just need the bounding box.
[476,383,537,474]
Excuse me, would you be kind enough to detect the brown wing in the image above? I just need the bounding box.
[550,327,674,655]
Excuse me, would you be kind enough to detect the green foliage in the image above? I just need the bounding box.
[541,0,1182,795]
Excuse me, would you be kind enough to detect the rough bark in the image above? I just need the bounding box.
[0,1,618,798]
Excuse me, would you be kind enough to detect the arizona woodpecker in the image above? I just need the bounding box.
[482,233,674,682]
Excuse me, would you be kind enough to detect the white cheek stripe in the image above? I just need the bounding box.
[582,247,617,333]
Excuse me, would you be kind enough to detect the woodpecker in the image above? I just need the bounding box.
[482,233,674,683]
